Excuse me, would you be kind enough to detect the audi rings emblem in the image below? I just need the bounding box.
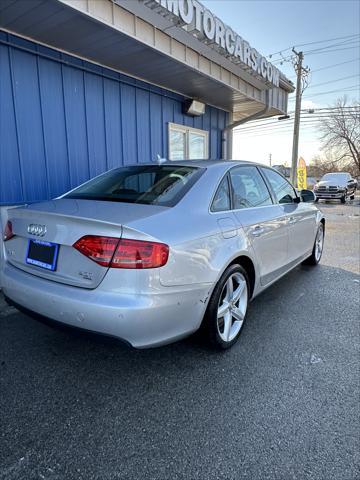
[27,224,47,237]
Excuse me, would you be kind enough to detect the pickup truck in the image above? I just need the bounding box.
[313,172,357,203]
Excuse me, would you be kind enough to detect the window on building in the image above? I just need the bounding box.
[261,168,298,204]
[168,123,208,160]
[229,166,273,209]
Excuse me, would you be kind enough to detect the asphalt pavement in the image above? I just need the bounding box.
[1,199,359,480]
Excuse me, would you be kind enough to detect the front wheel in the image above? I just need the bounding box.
[201,264,249,349]
[303,223,325,266]
[341,195,346,204]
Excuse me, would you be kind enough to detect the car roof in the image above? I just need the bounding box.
[134,159,265,169]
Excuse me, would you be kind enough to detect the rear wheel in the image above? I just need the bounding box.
[202,264,249,349]
[303,223,324,266]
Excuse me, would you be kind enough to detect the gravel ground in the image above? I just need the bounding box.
[0,199,359,480]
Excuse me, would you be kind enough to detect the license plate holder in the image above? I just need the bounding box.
[26,239,59,271]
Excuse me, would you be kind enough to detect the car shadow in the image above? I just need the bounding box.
[1,262,359,370]
[1,263,359,478]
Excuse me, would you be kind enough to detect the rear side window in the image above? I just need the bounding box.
[261,168,297,204]
[64,165,204,207]
[211,175,231,212]
[229,166,273,209]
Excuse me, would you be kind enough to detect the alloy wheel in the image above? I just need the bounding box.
[217,272,248,342]
[315,224,324,262]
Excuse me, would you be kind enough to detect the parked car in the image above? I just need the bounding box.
[1,161,325,350]
[313,172,357,203]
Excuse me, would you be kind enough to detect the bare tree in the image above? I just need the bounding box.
[320,97,360,174]
[310,153,339,178]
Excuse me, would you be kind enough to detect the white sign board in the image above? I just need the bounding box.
[151,0,280,87]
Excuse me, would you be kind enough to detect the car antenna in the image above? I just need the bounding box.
[156,154,167,165]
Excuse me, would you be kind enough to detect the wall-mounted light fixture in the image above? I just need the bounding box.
[183,99,206,116]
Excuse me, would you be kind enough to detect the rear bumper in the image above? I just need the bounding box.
[1,263,211,348]
[3,295,131,347]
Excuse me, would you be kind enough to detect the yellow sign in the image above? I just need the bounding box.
[297,157,307,190]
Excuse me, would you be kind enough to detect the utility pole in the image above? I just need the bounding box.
[269,153,272,167]
[290,49,310,186]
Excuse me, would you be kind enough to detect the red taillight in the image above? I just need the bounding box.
[111,239,169,269]
[73,236,169,269]
[73,236,119,267]
[3,221,14,241]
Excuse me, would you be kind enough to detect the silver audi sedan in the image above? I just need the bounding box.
[1,160,325,349]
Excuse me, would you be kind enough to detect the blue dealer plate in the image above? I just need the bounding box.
[26,239,59,271]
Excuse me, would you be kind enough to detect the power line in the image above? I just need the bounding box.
[247,107,360,121]
[304,46,360,55]
[288,106,359,113]
[288,59,359,78]
[233,108,360,131]
[236,117,357,133]
[307,75,359,89]
[233,107,359,127]
[267,33,359,58]
[238,111,358,126]
[235,118,357,135]
[271,41,360,64]
[235,121,328,133]
[235,110,360,133]
[234,127,325,138]
[311,58,360,73]
[288,85,360,100]
[303,38,359,55]
[296,33,359,48]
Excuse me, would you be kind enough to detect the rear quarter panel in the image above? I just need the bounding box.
[126,207,256,288]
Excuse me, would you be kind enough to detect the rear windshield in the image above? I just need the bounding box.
[64,165,204,207]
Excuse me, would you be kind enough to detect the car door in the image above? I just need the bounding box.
[260,167,317,265]
[229,166,289,286]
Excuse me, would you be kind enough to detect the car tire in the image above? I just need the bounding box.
[341,195,346,204]
[201,264,250,350]
[314,198,319,203]
[302,223,325,266]
[350,194,355,200]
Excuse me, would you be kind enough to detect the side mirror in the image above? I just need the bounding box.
[300,189,316,203]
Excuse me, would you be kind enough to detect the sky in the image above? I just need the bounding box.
[202,0,360,166]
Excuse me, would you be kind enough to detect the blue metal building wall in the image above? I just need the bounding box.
[0,31,228,205]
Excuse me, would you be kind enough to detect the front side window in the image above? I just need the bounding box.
[229,166,273,209]
[169,123,208,160]
[64,165,204,207]
[211,175,231,212]
[261,168,297,204]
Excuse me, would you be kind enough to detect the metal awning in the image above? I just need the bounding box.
[0,0,294,121]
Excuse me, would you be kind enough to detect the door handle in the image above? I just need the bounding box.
[288,216,297,225]
[251,226,265,237]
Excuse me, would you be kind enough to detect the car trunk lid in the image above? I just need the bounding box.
[4,199,167,289]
